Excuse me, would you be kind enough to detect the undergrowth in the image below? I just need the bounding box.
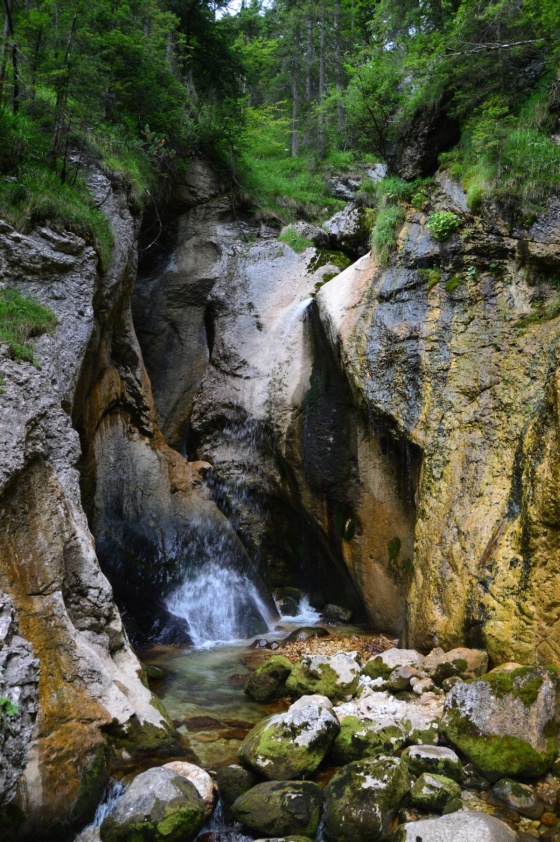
[0,288,57,364]
[370,205,405,265]
[278,228,314,253]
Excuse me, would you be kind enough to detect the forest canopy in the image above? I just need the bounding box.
[1,0,559,244]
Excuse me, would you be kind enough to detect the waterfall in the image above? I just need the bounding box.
[166,561,276,648]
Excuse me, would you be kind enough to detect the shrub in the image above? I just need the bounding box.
[426,211,461,240]
[0,698,20,737]
[0,289,57,364]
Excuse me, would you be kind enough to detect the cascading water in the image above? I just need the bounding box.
[166,561,276,647]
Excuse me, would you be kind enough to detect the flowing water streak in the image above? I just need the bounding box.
[280,296,313,342]
[166,562,276,648]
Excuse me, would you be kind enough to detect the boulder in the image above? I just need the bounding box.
[330,715,406,764]
[386,666,419,692]
[401,745,463,782]
[282,627,329,644]
[441,665,558,780]
[163,761,216,818]
[363,649,424,681]
[99,767,205,842]
[394,811,518,842]
[410,773,461,811]
[244,655,293,702]
[491,778,544,819]
[322,604,352,623]
[238,700,339,780]
[289,693,333,710]
[215,765,256,809]
[232,781,322,838]
[322,206,373,258]
[347,689,443,745]
[323,756,410,842]
[423,647,489,685]
[286,652,361,701]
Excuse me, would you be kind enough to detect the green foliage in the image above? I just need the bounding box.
[0,289,57,364]
[426,211,461,240]
[370,205,405,265]
[444,275,463,291]
[278,228,314,253]
[0,698,20,737]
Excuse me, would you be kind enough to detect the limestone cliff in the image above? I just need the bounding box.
[0,175,176,838]
[317,176,560,665]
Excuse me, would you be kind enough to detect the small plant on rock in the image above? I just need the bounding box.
[0,698,20,737]
[426,211,461,241]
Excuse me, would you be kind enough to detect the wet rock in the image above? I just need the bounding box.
[238,699,339,780]
[163,761,216,818]
[232,781,322,838]
[250,639,270,649]
[401,745,463,782]
[144,665,166,682]
[322,604,352,624]
[363,648,425,680]
[244,655,293,702]
[286,652,361,701]
[282,628,330,644]
[442,665,558,779]
[289,693,333,710]
[215,765,257,809]
[330,715,406,764]
[491,778,544,819]
[281,587,305,602]
[323,755,411,842]
[394,811,518,841]
[278,597,299,617]
[410,773,461,811]
[99,767,205,842]
[423,647,489,685]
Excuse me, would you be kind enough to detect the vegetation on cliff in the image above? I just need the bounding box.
[0,0,559,234]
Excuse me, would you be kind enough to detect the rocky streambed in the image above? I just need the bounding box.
[81,638,560,842]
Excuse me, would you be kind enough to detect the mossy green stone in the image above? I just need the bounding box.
[244,655,292,702]
[285,654,360,701]
[216,765,257,808]
[330,715,406,764]
[232,781,322,837]
[410,773,461,811]
[323,756,411,842]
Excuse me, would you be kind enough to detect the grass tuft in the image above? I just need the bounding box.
[0,288,57,364]
[370,205,405,265]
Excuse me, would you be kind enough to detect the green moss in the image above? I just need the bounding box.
[72,742,109,826]
[410,773,461,811]
[0,288,57,364]
[286,658,359,702]
[278,229,314,253]
[244,655,293,702]
[308,249,351,273]
[444,275,463,291]
[484,666,547,706]
[331,715,406,764]
[156,803,204,840]
[427,268,443,290]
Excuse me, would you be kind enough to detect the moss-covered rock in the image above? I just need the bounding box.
[286,652,361,701]
[330,715,406,764]
[423,648,488,685]
[363,649,424,681]
[401,745,463,782]
[238,699,339,780]
[244,655,293,702]
[323,755,411,842]
[441,666,558,780]
[99,767,205,842]
[232,781,322,838]
[492,778,543,819]
[216,765,257,809]
[410,773,461,811]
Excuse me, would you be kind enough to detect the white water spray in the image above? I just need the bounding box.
[166,562,276,647]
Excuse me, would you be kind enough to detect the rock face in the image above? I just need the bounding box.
[238,699,339,779]
[0,189,177,837]
[441,665,558,779]
[99,767,205,842]
[316,176,560,661]
[0,593,38,809]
